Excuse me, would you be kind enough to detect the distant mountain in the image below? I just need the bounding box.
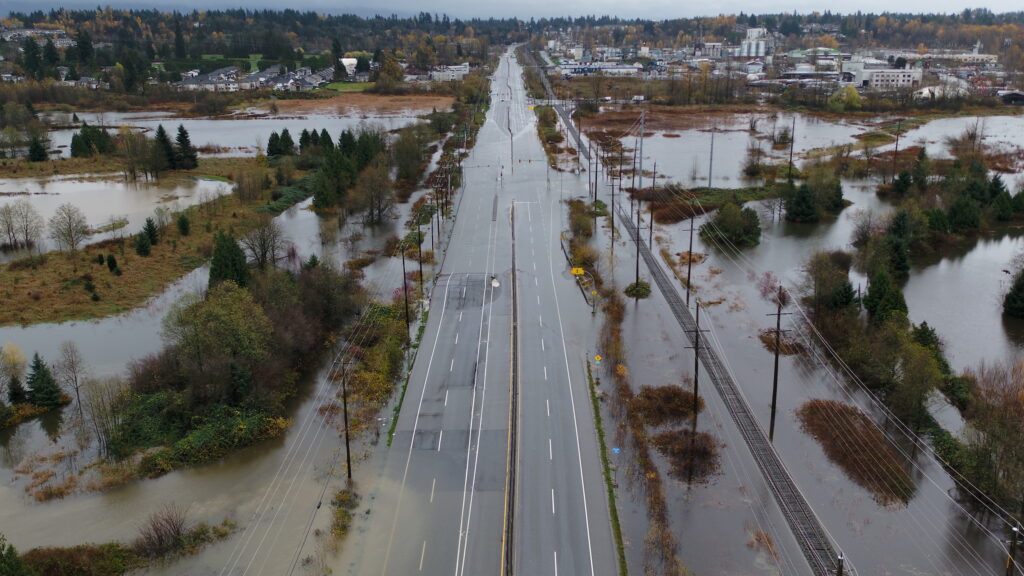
[3,1,415,18]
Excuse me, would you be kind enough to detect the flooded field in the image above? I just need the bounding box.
[0,175,231,262]
[48,111,430,158]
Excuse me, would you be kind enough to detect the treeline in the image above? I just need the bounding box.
[530,9,1024,66]
[0,345,71,429]
[66,122,198,177]
[1,8,513,92]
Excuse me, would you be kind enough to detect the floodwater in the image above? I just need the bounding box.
[0,175,231,262]
[599,154,1023,573]
[48,111,428,158]
[0,142,447,575]
[628,112,864,189]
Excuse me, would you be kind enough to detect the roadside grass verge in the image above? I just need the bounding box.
[587,360,628,576]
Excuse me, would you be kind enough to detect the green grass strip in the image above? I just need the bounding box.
[586,360,628,576]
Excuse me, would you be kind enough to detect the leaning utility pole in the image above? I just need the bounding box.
[634,199,642,293]
[400,242,410,331]
[767,286,792,442]
[340,360,353,481]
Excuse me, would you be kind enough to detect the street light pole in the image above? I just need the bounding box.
[400,242,410,331]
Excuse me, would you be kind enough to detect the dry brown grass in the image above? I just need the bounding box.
[757,329,806,355]
[632,385,704,427]
[651,428,721,483]
[747,525,779,559]
[0,158,276,326]
[272,93,454,115]
[797,399,914,505]
[32,474,78,502]
[84,461,136,493]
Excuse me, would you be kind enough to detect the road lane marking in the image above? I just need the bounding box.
[549,438,553,460]
[546,399,550,417]
[544,366,548,381]
[437,430,443,451]
[459,312,463,322]
[554,551,558,576]
[381,275,454,576]
[551,489,555,515]
[419,540,426,571]
[450,358,455,372]
[430,478,436,503]
[534,277,538,286]
[444,390,449,406]
[533,262,536,271]
[539,315,543,327]
[541,338,545,351]
[455,332,459,344]
[536,295,540,305]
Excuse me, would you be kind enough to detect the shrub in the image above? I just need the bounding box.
[624,281,651,299]
[134,233,151,257]
[96,254,106,266]
[176,214,191,236]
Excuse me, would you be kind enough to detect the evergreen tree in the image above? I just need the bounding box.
[26,353,62,407]
[319,129,334,152]
[70,133,90,158]
[174,124,198,169]
[993,190,1014,221]
[154,125,177,169]
[1013,191,1024,214]
[209,230,249,288]
[267,131,281,156]
[0,534,32,576]
[1005,269,1024,318]
[135,232,152,256]
[299,129,312,153]
[785,184,818,223]
[308,129,320,149]
[75,30,94,65]
[948,195,981,232]
[177,213,191,236]
[20,37,42,79]
[7,376,27,405]
[990,174,1009,203]
[43,39,60,67]
[829,280,857,309]
[338,130,356,156]
[174,19,187,59]
[279,128,296,156]
[107,253,118,272]
[143,217,160,245]
[27,137,47,162]
[892,170,913,195]
[912,148,930,192]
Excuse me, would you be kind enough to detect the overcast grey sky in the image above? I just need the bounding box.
[6,0,1020,20]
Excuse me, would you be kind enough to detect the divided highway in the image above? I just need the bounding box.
[347,48,616,576]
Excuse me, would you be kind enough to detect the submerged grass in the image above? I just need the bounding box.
[797,399,915,505]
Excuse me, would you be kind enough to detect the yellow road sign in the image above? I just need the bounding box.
[595,355,602,362]
[571,267,584,276]
[591,290,597,295]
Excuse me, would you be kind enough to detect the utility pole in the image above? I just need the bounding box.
[836,553,844,576]
[686,216,695,306]
[340,360,353,481]
[1008,524,1020,576]
[891,119,902,185]
[638,110,645,195]
[707,126,715,189]
[787,116,797,181]
[416,224,424,299]
[650,161,657,246]
[400,242,410,331]
[635,197,642,293]
[687,301,708,415]
[767,286,792,442]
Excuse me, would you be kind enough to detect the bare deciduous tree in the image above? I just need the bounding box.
[82,376,130,458]
[240,219,288,270]
[48,202,90,253]
[55,341,88,418]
